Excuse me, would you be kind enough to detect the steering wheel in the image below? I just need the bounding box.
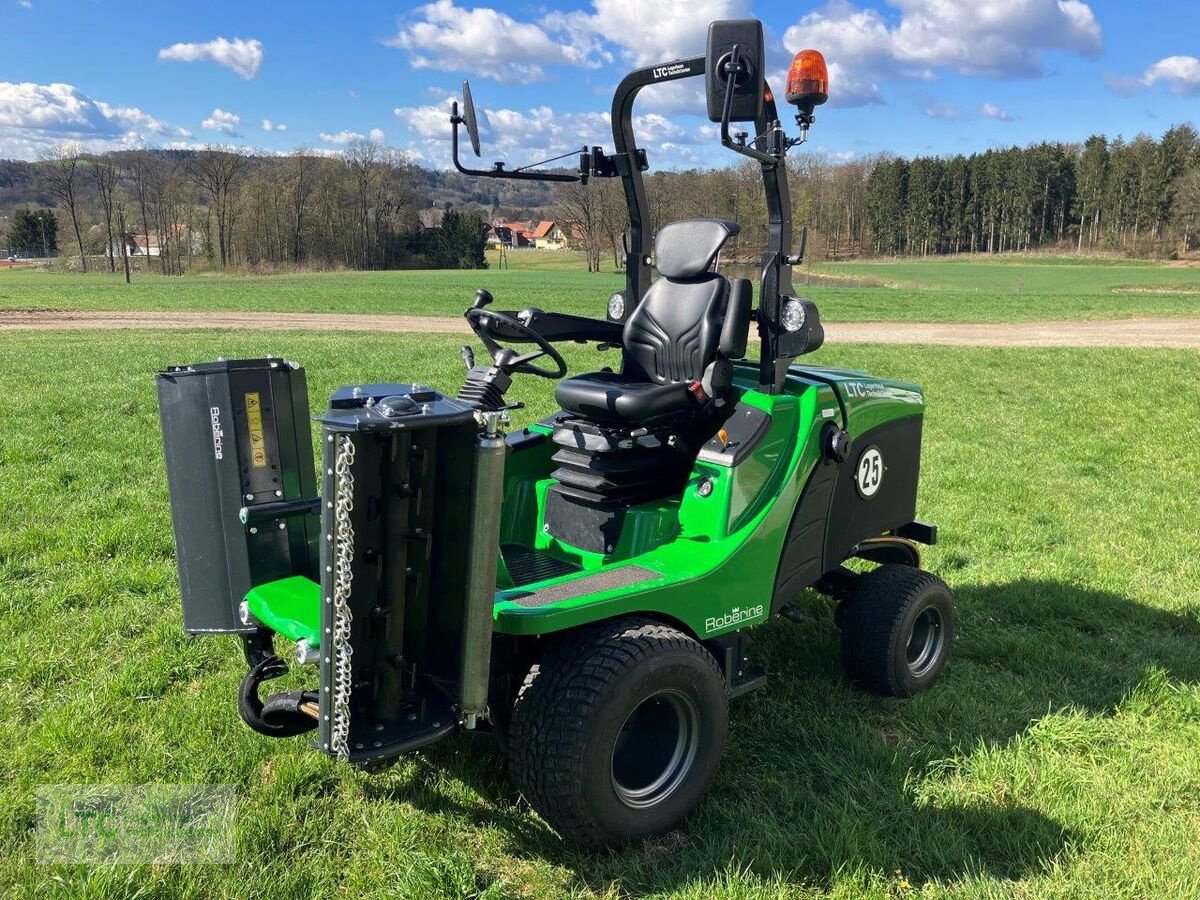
[465,307,568,379]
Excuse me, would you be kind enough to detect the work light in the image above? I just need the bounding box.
[785,49,829,114]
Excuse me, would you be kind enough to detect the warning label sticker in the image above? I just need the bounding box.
[245,392,267,468]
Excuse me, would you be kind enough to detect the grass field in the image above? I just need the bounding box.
[2,327,1199,898]
[3,252,1200,322]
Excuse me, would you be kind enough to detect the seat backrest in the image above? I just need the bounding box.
[623,219,740,385]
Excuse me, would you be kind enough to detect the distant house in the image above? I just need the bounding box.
[530,220,568,250]
[117,233,161,257]
[113,227,199,259]
[491,221,533,249]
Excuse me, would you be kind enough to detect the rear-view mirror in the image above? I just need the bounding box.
[462,80,481,157]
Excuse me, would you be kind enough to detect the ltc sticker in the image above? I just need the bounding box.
[855,446,884,499]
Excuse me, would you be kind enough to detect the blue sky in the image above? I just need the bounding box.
[2,0,1198,166]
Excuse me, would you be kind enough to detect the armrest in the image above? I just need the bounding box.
[482,309,623,345]
[720,279,752,358]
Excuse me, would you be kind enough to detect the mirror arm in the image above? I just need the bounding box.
[450,104,582,184]
[718,45,784,167]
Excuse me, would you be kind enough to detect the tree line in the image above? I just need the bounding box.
[865,125,1200,257]
[18,142,488,274]
[6,122,1200,274]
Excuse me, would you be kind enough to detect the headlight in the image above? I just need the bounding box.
[781,298,806,332]
[607,292,625,320]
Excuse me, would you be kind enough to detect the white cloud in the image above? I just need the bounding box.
[0,81,193,157]
[202,108,241,134]
[549,0,751,68]
[383,0,598,83]
[96,101,192,137]
[369,128,386,144]
[1142,55,1200,96]
[385,0,750,84]
[261,118,287,132]
[18,1,33,8]
[784,0,1103,108]
[159,37,264,79]
[319,130,365,144]
[980,102,1014,122]
[923,100,963,120]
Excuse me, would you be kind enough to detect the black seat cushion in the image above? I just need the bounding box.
[554,372,693,424]
[555,218,741,427]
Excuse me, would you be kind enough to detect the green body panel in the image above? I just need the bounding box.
[244,575,322,647]
[243,363,926,650]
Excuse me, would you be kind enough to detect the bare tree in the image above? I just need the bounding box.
[345,140,381,269]
[287,151,316,264]
[40,143,88,271]
[125,150,162,273]
[555,181,606,272]
[191,147,246,267]
[89,155,121,272]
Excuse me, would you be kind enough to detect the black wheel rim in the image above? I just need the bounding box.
[610,689,699,810]
[906,604,945,678]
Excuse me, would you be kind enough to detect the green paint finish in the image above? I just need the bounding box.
[244,575,322,647]
[493,376,829,640]
[790,364,925,437]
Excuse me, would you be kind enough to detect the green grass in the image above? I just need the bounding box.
[2,330,1199,898]
[4,253,1200,322]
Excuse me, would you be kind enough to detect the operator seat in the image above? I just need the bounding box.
[545,219,753,524]
[555,218,750,425]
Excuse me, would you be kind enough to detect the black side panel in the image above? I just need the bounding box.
[156,359,317,634]
[824,416,923,571]
[771,459,838,613]
[544,487,626,555]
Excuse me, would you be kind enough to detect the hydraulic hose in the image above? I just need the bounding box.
[237,656,320,738]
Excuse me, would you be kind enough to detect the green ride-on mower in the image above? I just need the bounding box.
[156,19,955,847]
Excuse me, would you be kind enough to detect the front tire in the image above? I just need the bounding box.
[840,564,955,697]
[507,617,728,847]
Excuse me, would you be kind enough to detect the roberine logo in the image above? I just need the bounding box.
[705,604,765,633]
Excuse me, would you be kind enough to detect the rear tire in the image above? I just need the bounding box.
[840,564,955,697]
[507,617,727,847]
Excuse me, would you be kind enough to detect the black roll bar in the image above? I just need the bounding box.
[449,44,817,393]
[609,55,802,391]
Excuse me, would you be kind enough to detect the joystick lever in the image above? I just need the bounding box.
[472,288,494,310]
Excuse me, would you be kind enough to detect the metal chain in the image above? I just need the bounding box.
[330,433,356,761]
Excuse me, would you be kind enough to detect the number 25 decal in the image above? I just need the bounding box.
[855,446,884,499]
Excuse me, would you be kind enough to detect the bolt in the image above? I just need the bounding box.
[278,522,286,530]
[244,493,254,501]
[249,527,258,535]
[275,489,283,497]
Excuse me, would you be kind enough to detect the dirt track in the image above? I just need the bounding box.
[2,308,1200,348]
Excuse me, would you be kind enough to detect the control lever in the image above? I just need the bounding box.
[460,345,476,370]
[472,288,494,310]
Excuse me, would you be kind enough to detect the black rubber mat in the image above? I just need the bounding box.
[501,543,582,587]
[509,565,660,608]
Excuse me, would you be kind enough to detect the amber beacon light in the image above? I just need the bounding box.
[785,49,829,114]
